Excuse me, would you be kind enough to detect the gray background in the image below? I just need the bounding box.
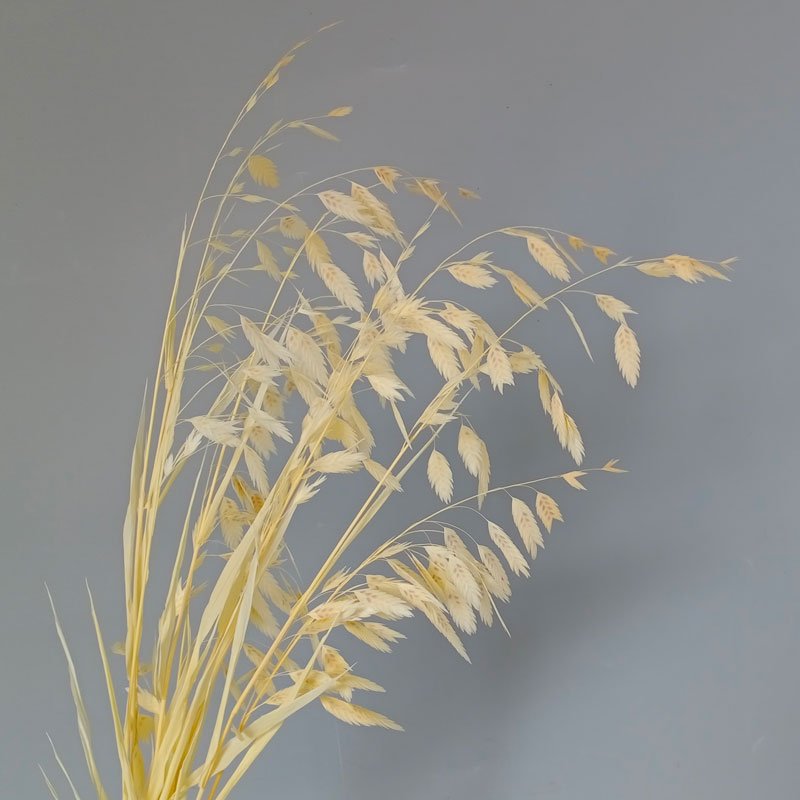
[1,1,798,798]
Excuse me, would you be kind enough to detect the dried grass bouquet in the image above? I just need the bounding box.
[43,28,731,800]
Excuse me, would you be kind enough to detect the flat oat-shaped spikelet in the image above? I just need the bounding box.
[247,154,280,188]
[189,416,240,447]
[317,189,371,225]
[478,544,511,600]
[596,294,636,324]
[486,344,514,392]
[511,497,545,558]
[457,424,490,505]
[526,233,571,281]
[614,323,641,387]
[362,249,385,286]
[427,338,461,381]
[457,425,484,478]
[345,621,405,653]
[427,450,454,503]
[350,182,402,241]
[240,315,291,367]
[497,267,546,308]
[318,261,364,311]
[320,696,403,730]
[374,165,401,192]
[286,326,327,383]
[367,371,410,403]
[487,522,529,577]
[564,415,585,466]
[447,262,497,289]
[536,491,563,533]
[312,449,366,474]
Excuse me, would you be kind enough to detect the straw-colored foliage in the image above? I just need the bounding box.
[44,29,731,800]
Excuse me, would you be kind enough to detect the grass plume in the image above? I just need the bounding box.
[45,28,730,800]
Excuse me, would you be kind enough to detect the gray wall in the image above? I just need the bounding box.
[1,1,798,798]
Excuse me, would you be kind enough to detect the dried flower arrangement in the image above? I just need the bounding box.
[43,28,731,800]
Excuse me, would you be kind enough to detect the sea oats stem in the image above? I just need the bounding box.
[45,28,729,800]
